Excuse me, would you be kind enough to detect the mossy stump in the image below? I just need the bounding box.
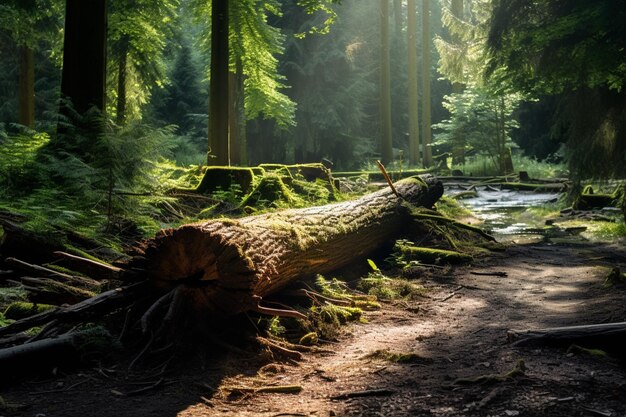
[196,167,256,195]
[573,185,624,210]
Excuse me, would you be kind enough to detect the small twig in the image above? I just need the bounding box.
[223,385,303,395]
[252,297,308,321]
[111,378,164,396]
[579,406,612,417]
[29,379,88,395]
[257,337,303,361]
[470,271,508,277]
[53,251,123,279]
[330,388,396,400]
[371,366,387,374]
[477,386,502,410]
[140,288,176,334]
[128,332,155,371]
[439,292,457,302]
[376,160,400,198]
[290,289,352,306]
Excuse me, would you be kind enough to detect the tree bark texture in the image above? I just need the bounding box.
[407,0,420,166]
[421,0,433,167]
[116,37,129,126]
[19,46,35,128]
[450,0,464,95]
[127,176,443,317]
[228,58,245,165]
[208,0,230,165]
[60,0,107,115]
[379,0,393,165]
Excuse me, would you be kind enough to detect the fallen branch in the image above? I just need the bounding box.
[452,359,526,386]
[404,207,497,242]
[330,388,396,400]
[257,337,303,361]
[223,384,303,395]
[111,378,164,396]
[53,251,122,280]
[0,281,149,337]
[470,271,508,277]
[508,322,626,349]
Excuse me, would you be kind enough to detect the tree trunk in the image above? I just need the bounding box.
[421,0,433,167]
[59,0,107,116]
[393,0,403,40]
[126,176,443,317]
[407,0,420,166]
[116,37,129,126]
[18,46,35,128]
[450,0,464,95]
[208,0,229,165]
[228,58,246,165]
[380,0,393,165]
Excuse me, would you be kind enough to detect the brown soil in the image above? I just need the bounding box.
[2,239,626,417]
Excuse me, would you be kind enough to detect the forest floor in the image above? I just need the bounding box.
[2,236,626,417]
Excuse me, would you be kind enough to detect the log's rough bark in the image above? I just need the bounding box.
[126,176,443,317]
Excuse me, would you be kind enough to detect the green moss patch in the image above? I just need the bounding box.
[364,349,425,363]
[4,301,56,320]
[240,173,302,208]
[573,184,624,210]
[393,241,473,265]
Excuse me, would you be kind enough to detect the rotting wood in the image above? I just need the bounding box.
[0,281,149,337]
[0,328,114,379]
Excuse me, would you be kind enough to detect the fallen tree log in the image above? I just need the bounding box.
[508,322,626,357]
[124,176,443,319]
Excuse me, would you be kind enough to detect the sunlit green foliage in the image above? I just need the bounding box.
[191,0,296,128]
[0,0,63,48]
[108,0,179,123]
[487,0,626,180]
[0,120,180,240]
[433,86,521,174]
[487,1,626,94]
[434,0,522,173]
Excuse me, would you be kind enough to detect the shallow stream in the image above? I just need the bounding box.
[446,186,561,242]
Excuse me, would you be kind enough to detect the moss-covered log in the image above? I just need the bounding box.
[125,176,443,317]
[573,185,624,210]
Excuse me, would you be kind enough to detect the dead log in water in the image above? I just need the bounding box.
[124,176,443,318]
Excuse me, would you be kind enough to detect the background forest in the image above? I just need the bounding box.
[1,0,625,240]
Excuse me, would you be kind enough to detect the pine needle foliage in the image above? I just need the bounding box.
[0,114,178,240]
[486,0,626,179]
[191,0,296,128]
[108,0,179,123]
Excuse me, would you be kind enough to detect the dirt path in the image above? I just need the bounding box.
[3,240,626,417]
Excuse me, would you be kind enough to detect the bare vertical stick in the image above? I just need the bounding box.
[376,160,399,198]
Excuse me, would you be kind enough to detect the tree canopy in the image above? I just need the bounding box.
[487,0,626,179]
